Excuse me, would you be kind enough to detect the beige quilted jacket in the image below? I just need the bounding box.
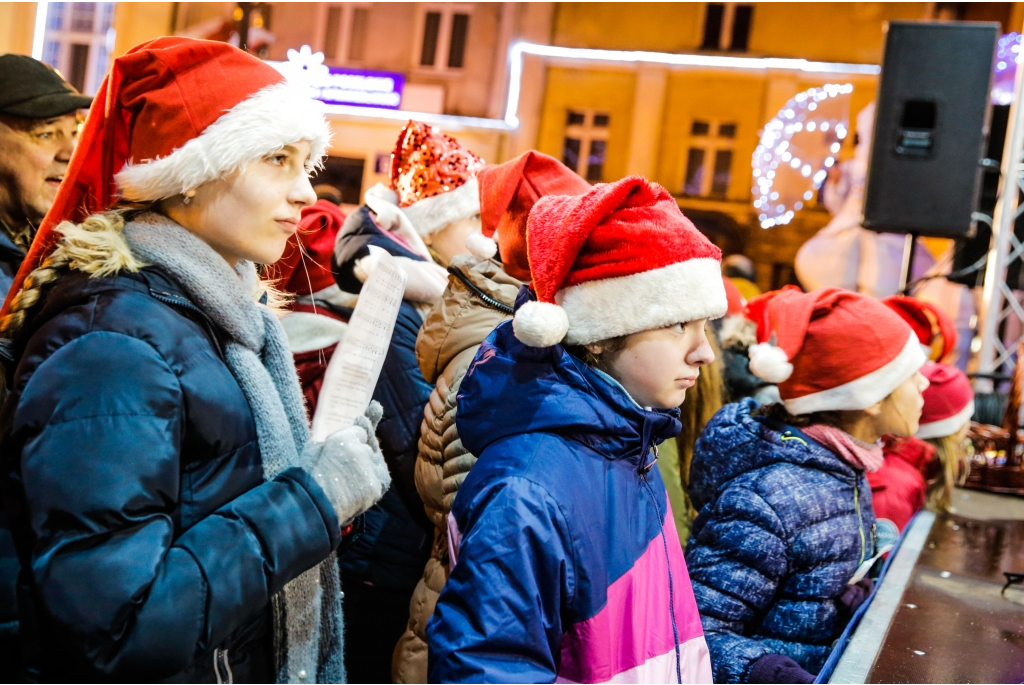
[391,254,520,683]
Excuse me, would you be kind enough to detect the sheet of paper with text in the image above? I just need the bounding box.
[311,251,408,442]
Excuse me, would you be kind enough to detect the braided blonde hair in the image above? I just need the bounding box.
[1,205,293,346]
[0,208,147,341]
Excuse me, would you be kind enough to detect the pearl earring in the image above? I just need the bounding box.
[183,189,196,205]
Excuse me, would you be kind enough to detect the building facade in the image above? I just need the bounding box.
[2,1,1020,288]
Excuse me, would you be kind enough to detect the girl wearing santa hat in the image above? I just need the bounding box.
[0,38,389,682]
[427,176,721,683]
[686,286,929,684]
[870,362,974,530]
[392,150,585,683]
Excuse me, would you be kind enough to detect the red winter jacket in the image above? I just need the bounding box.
[869,437,936,531]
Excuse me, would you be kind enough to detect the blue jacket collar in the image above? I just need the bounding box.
[456,285,681,471]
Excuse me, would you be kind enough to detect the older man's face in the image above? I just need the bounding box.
[0,112,80,227]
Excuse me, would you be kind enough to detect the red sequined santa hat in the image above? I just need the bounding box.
[1,37,330,316]
[513,176,727,347]
[390,120,484,238]
[476,150,590,281]
[268,199,344,297]
[881,295,958,362]
[745,286,927,414]
[917,362,974,439]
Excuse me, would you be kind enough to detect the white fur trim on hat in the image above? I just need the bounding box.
[115,81,331,201]
[555,258,728,346]
[784,333,927,415]
[917,399,975,440]
[281,311,348,354]
[749,342,793,384]
[513,301,569,348]
[465,230,497,260]
[401,177,480,237]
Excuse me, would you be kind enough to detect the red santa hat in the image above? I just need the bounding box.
[881,295,958,362]
[513,176,727,347]
[268,199,344,297]
[917,362,974,440]
[390,120,484,238]
[1,37,330,316]
[723,276,745,316]
[745,286,927,414]
[476,150,590,282]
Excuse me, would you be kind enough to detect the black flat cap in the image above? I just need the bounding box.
[0,54,93,119]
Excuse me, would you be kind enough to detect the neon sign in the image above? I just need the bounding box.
[269,45,404,110]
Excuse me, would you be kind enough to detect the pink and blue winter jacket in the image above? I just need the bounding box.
[426,309,712,684]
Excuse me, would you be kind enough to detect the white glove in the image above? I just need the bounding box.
[353,246,448,304]
[305,400,391,525]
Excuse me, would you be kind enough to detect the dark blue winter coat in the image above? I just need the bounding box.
[685,399,876,683]
[427,315,711,684]
[0,266,341,682]
[333,206,433,592]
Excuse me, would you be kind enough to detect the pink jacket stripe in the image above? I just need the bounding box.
[555,508,711,683]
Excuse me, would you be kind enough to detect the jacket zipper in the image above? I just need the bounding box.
[640,447,682,684]
[150,290,226,359]
[213,647,233,684]
[854,480,866,566]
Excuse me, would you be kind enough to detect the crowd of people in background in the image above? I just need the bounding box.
[0,37,975,684]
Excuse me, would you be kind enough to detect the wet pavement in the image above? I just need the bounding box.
[866,490,1024,683]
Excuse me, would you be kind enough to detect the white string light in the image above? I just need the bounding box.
[751,83,853,229]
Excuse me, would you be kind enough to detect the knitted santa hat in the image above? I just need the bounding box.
[745,286,927,414]
[1,37,330,316]
[882,295,958,362]
[917,362,974,440]
[514,176,727,347]
[476,150,590,281]
[268,199,343,297]
[390,120,484,238]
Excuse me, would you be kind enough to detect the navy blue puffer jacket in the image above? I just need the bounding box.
[685,399,876,683]
[0,266,341,682]
[332,206,433,592]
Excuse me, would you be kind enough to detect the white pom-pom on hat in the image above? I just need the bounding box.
[513,301,569,348]
[748,342,793,384]
[465,230,498,260]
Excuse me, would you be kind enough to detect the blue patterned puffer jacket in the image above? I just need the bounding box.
[685,399,876,683]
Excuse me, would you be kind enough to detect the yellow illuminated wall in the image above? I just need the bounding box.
[536,68,637,183]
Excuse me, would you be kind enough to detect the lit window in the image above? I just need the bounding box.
[39,1,115,96]
[563,109,610,183]
[701,3,753,52]
[417,6,472,72]
[683,120,737,198]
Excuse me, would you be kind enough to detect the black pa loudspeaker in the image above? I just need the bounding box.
[863,21,998,238]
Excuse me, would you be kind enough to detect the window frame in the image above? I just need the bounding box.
[315,2,371,66]
[38,1,115,95]
[700,2,753,52]
[563,108,611,183]
[412,4,474,73]
[682,119,737,198]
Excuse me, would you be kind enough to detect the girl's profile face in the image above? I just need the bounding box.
[164,140,317,266]
[874,371,929,437]
[591,319,715,409]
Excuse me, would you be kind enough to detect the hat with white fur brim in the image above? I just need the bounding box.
[512,176,727,348]
[115,81,331,201]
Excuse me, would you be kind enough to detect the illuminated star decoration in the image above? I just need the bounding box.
[752,83,853,229]
[278,44,330,85]
[992,32,1022,106]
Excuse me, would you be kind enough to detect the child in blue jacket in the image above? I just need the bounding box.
[427,177,726,683]
[686,287,929,683]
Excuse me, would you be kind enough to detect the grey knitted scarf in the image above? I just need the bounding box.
[123,213,345,684]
